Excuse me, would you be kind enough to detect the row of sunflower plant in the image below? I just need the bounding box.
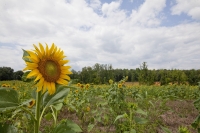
[1,77,199,132]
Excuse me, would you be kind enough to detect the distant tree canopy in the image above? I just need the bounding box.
[0,67,24,81]
[1,63,200,85]
[70,62,200,85]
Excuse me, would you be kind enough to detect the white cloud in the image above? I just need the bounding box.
[129,0,166,27]
[0,45,24,71]
[87,0,101,10]
[171,0,200,20]
[0,0,200,71]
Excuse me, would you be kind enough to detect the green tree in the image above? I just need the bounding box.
[13,70,24,80]
[0,67,14,80]
[138,62,148,85]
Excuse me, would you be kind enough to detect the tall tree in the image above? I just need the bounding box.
[0,67,14,80]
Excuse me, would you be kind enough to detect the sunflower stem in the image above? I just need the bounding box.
[34,91,42,133]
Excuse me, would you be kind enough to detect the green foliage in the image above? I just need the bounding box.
[0,87,19,111]
[0,123,18,133]
[0,79,200,133]
[0,67,24,81]
[191,97,200,131]
[0,67,14,81]
[42,85,70,108]
[52,119,82,133]
[70,63,200,85]
[13,71,24,80]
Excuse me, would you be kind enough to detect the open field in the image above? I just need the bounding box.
[0,79,200,133]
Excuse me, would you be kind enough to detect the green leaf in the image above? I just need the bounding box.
[124,129,136,133]
[66,119,82,132]
[161,126,172,133]
[21,71,33,82]
[53,119,82,133]
[191,115,200,129]
[53,103,63,111]
[130,129,136,133]
[0,123,18,133]
[22,49,31,62]
[0,88,19,111]
[134,117,148,124]
[42,85,70,108]
[114,113,127,123]
[87,123,95,132]
[194,98,200,110]
[44,112,53,120]
[135,108,147,116]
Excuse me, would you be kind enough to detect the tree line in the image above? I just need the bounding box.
[70,62,200,85]
[1,62,200,85]
[0,67,24,81]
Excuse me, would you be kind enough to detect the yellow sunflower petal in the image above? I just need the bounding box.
[26,51,39,63]
[39,43,45,55]
[33,44,43,59]
[42,81,47,94]
[57,50,64,56]
[49,43,55,55]
[36,77,44,92]
[51,45,57,55]
[61,66,71,70]
[27,56,39,63]
[54,49,62,58]
[34,73,43,82]
[45,44,49,57]
[50,82,55,94]
[26,62,38,68]
[27,69,39,78]
[57,78,68,85]
[57,55,66,60]
[23,62,38,71]
[60,74,70,81]
[23,66,35,71]
[46,82,52,95]
[59,60,69,65]
[61,69,72,74]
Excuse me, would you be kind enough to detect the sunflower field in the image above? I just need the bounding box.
[0,43,200,133]
[0,78,200,133]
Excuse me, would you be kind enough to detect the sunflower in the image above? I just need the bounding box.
[28,99,36,108]
[109,79,113,84]
[85,84,90,89]
[77,83,81,87]
[12,86,18,90]
[118,83,122,88]
[86,106,90,112]
[23,43,72,95]
[1,84,7,87]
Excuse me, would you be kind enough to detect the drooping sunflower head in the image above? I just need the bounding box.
[23,43,72,95]
[28,99,36,108]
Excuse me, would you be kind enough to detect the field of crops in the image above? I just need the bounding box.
[0,77,200,133]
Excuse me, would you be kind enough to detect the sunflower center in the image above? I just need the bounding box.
[38,59,61,82]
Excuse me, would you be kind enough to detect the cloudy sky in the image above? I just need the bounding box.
[0,0,200,71]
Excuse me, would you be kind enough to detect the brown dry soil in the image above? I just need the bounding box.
[41,100,199,133]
